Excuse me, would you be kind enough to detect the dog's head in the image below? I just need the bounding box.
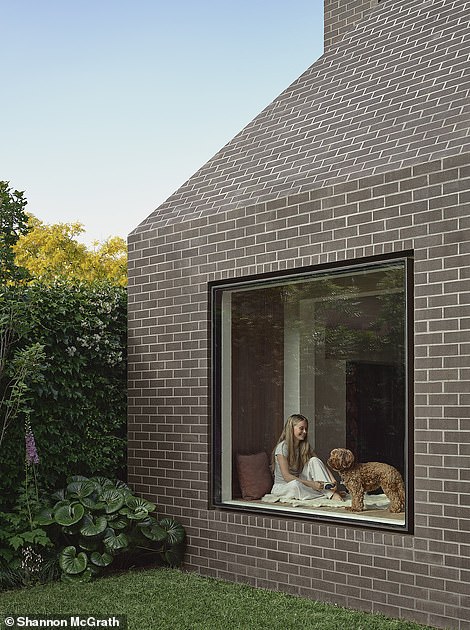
[327,448,355,472]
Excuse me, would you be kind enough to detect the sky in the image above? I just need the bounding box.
[2,1,324,244]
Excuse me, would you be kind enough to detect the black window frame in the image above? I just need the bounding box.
[209,252,414,533]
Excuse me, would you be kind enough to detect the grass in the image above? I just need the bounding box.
[0,567,434,630]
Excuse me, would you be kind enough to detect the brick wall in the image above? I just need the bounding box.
[324,0,379,50]
[128,152,470,629]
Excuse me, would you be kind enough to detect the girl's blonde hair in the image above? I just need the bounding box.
[272,414,315,473]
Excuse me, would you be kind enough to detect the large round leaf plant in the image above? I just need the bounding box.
[36,476,185,582]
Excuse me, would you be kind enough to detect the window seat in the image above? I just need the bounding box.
[225,493,405,526]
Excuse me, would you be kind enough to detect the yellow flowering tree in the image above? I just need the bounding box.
[13,215,127,286]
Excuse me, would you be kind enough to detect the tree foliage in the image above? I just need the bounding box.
[0,183,127,510]
[0,183,44,454]
[14,215,127,286]
[0,182,30,283]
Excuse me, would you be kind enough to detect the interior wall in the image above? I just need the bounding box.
[230,288,284,495]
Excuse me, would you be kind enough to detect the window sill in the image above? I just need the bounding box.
[219,498,407,529]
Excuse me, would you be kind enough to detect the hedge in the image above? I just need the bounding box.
[0,281,127,507]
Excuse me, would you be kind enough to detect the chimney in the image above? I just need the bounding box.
[324,0,380,51]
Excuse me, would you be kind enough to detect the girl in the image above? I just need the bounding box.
[271,414,343,501]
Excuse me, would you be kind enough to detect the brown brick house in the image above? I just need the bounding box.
[128,1,470,627]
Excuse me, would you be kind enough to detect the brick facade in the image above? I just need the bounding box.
[324,0,379,51]
[128,1,470,627]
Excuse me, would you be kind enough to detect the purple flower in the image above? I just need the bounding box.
[25,420,39,465]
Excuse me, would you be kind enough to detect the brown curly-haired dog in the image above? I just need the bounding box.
[327,448,405,513]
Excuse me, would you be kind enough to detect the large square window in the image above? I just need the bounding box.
[210,256,412,530]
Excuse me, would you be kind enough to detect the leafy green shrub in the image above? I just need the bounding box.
[36,476,186,582]
[0,481,58,590]
[0,281,127,507]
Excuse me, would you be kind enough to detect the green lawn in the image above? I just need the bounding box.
[0,567,433,630]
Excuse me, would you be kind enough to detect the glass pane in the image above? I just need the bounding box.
[215,261,407,525]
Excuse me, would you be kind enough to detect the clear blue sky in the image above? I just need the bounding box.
[2,1,323,244]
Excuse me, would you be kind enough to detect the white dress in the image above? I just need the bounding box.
[271,441,335,500]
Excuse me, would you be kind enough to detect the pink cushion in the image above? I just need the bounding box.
[236,452,273,500]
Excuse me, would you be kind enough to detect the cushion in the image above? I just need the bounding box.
[236,452,273,500]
